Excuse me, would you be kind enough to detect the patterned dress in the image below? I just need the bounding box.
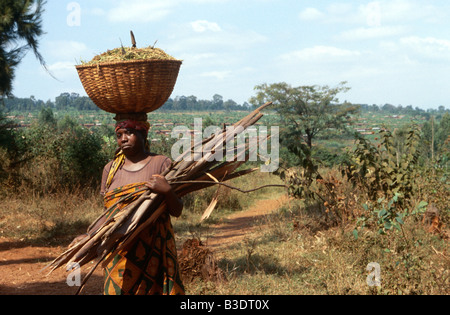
[100,153,185,295]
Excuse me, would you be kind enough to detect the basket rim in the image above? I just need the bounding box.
[75,58,183,69]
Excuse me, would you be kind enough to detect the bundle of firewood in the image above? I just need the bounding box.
[44,102,277,292]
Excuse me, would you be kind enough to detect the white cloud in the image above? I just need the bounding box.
[200,70,232,80]
[190,20,222,33]
[167,26,267,54]
[41,61,78,81]
[280,46,361,62]
[106,0,233,23]
[307,0,446,26]
[89,8,106,16]
[189,0,229,3]
[274,46,383,90]
[178,52,217,63]
[299,8,324,21]
[176,52,235,69]
[326,3,354,17]
[273,32,450,106]
[48,61,75,72]
[400,36,450,60]
[45,40,90,60]
[336,25,407,41]
[376,0,444,24]
[41,41,93,81]
[107,0,175,23]
[360,1,382,27]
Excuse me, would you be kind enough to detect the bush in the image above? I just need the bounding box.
[58,125,107,186]
[343,127,421,205]
[1,108,109,194]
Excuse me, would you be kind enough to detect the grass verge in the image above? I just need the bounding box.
[181,198,449,295]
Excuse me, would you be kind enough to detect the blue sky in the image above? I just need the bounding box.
[12,0,450,109]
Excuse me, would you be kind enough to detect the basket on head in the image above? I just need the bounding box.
[76,59,182,114]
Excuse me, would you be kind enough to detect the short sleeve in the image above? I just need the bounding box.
[160,156,172,174]
[100,161,113,196]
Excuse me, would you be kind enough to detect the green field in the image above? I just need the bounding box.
[4,106,430,139]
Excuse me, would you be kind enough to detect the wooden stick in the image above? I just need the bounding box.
[174,181,287,194]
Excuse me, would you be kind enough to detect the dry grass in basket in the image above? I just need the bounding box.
[80,46,178,65]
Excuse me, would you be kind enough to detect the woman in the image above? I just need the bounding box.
[86,114,185,295]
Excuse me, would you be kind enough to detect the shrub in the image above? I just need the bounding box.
[2,108,109,194]
[343,126,421,205]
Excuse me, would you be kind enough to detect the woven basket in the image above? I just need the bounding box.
[76,59,182,114]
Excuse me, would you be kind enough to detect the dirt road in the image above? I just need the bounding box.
[205,194,288,253]
[0,238,104,295]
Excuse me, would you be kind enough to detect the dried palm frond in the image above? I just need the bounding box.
[44,102,283,293]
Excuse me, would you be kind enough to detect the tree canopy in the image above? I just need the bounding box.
[0,0,47,97]
[250,81,359,148]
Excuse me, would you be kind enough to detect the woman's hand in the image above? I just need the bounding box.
[146,175,183,217]
[145,174,172,195]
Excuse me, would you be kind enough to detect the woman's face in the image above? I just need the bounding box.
[116,128,145,155]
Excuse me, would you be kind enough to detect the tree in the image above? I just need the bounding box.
[0,0,47,97]
[250,82,359,198]
[38,106,56,127]
[224,99,237,112]
[250,81,359,149]
[186,95,198,110]
[422,113,450,161]
[212,94,223,110]
[173,96,187,111]
[382,103,396,113]
[162,98,173,110]
[55,92,70,110]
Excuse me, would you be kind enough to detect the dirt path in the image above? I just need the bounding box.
[0,239,104,295]
[0,194,288,295]
[205,194,289,254]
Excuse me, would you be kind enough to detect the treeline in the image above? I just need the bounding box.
[2,93,98,111]
[161,94,251,111]
[360,103,449,117]
[1,93,251,112]
[3,92,449,115]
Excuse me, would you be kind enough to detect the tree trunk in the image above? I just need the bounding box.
[305,130,313,148]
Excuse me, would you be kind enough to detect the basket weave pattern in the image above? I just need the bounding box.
[76,59,182,114]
